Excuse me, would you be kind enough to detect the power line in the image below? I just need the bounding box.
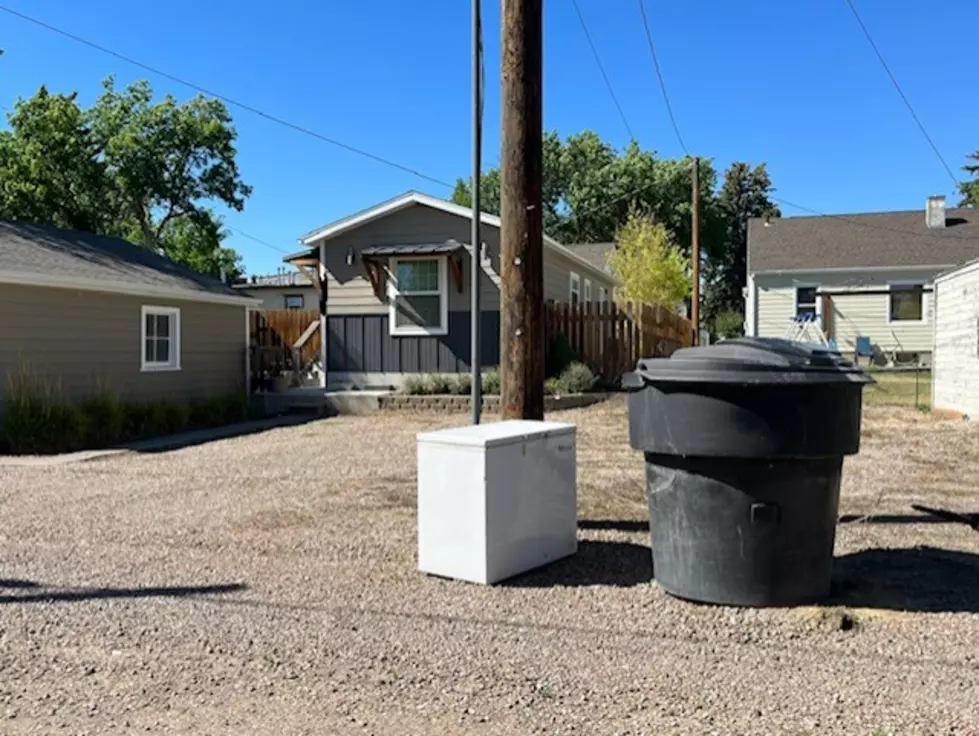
[0,4,455,190]
[842,0,959,189]
[570,0,635,140]
[225,226,292,255]
[636,0,688,156]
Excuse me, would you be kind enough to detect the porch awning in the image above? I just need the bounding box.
[361,241,464,257]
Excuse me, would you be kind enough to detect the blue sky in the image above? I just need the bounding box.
[2,0,977,275]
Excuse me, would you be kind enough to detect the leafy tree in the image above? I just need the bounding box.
[0,77,250,277]
[606,208,690,310]
[451,130,723,258]
[959,151,979,206]
[702,162,779,328]
[159,210,243,280]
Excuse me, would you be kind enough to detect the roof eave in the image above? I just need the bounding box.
[0,269,262,307]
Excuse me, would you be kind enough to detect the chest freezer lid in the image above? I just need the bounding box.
[417,420,576,449]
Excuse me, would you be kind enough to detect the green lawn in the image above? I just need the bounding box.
[862,368,931,409]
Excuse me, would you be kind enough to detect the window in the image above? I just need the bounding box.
[388,257,447,335]
[569,272,581,304]
[889,283,925,322]
[584,279,593,302]
[795,286,818,317]
[599,286,608,303]
[141,306,181,372]
[284,294,305,310]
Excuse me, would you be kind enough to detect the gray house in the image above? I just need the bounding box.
[746,196,979,363]
[232,270,319,311]
[285,191,618,388]
[0,219,259,412]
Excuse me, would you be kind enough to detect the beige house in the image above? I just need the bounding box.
[284,191,618,388]
[232,271,319,311]
[0,219,259,414]
[746,196,979,364]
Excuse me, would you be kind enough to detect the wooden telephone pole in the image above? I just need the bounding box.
[499,0,544,420]
[691,156,701,346]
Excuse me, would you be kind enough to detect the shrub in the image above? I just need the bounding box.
[452,373,473,395]
[482,368,501,395]
[544,377,561,396]
[547,332,578,378]
[401,375,428,395]
[80,389,127,447]
[424,374,454,395]
[1,368,87,454]
[714,310,744,340]
[552,362,596,395]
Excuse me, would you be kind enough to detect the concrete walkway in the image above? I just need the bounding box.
[0,413,319,468]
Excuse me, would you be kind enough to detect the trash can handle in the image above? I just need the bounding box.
[750,502,780,525]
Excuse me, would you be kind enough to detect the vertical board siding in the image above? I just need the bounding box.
[326,311,501,373]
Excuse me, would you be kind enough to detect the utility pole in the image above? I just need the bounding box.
[470,0,483,424]
[499,0,544,420]
[691,156,701,346]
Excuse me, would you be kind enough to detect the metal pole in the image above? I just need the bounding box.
[470,0,483,424]
[691,156,701,346]
[500,0,544,420]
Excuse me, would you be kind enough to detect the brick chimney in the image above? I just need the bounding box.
[926,195,946,229]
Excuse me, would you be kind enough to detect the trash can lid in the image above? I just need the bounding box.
[625,337,874,386]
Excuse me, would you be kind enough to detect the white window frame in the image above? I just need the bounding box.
[599,286,608,303]
[887,281,928,325]
[387,256,449,337]
[283,293,305,310]
[569,272,581,304]
[584,278,593,302]
[140,305,181,372]
[794,284,820,318]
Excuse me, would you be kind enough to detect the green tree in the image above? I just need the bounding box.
[959,151,979,206]
[159,211,243,280]
[703,162,779,331]
[450,130,723,258]
[606,208,690,310]
[0,77,251,276]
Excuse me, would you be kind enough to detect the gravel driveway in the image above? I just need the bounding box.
[1,397,978,735]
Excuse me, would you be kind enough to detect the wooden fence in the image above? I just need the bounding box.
[544,300,693,381]
[249,309,321,389]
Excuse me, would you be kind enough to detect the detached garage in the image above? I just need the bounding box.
[932,258,979,418]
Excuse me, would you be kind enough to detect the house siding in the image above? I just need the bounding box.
[327,311,501,373]
[754,268,940,355]
[239,285,318,311]
[0,284,246,408]
[933,262,979,416]
[317,202,615,315]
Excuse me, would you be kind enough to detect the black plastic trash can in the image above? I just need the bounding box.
[623,337,873,607]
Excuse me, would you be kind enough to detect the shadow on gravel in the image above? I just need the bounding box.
[0,582,247,605]
[0,579,39,589]
[127,414,319,455]
[840,511,979,526]
[832,547,979,613]
[504,540,653,588]
[578,519,649,533]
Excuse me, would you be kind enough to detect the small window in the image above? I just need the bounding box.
[389,257,447,336]
[889,283,925,322]
[569,272,581,304]
[795,286,818,317]
[599,286,608,303]
[284,294,305,310]
[141,306,181,372]
[584,278,593,302]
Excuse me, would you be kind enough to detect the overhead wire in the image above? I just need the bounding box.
[842,0,959,188]
[0,4,454,190]
[636,0,688,156]
[570,0,635,140]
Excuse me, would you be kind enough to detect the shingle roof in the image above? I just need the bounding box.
[361,241,464,257]
[564,242,615,273]
[233,271,312,289]
[748,208,979,273]
[0,219,246,300]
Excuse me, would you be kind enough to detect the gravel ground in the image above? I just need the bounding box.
[1,396,978,735]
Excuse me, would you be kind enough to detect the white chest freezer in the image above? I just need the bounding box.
[416,419,578,584]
